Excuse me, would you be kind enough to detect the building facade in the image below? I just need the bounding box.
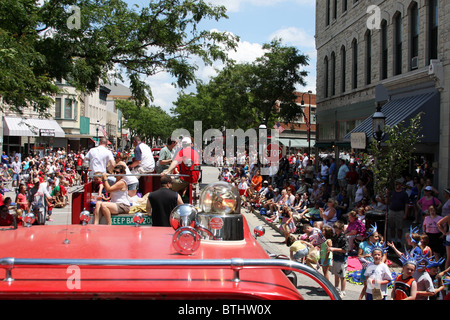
[276,91,317,156]
[105,83,133,150]
[0,80,129,156]
[315,0,449,191]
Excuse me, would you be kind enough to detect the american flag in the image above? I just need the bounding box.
[303,114,310,132]
[303,114,310,142]
[273,122,285,134]
[99,125,108,138]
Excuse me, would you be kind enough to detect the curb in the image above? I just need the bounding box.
[245,207,285,236]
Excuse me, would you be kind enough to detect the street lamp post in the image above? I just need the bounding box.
[96,120,100,146]
[372,104,386,143]
[372,104,386,240]
[301,90,313,156]
[259,119,267,167]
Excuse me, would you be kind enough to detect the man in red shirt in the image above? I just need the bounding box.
[161,137,200,194]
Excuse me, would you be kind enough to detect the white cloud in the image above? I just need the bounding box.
[228,40,265,63]
[269,27,315,49]
[208,0,280,12]
[182,33,266,83]
[147,36,267,113]
[208,0,315,12]
[147,81,179,111]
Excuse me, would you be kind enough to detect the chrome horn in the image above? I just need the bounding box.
[169,204,214,255]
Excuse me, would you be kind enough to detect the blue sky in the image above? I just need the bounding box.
[127,0,317,113]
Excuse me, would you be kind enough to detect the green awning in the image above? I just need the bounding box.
[278,138,315,148]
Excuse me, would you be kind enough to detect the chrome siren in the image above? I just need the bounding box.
[169,204,197,230]
[170,182,246,255]
[197,181,244,241]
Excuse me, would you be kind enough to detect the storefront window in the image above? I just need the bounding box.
[64,98,73,119]
[55,98,62,119]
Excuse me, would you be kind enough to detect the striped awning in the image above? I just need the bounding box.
[344,91,439,142]
[3,116,65,138]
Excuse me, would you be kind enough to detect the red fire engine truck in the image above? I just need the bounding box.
[0,179,340,300]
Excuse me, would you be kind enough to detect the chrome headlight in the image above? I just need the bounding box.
[133,212,145,226]
[24,213,35,227]
[254,225,266,238]
[80,209,91,225]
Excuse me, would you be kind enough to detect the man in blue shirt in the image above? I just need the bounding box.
[329,158,337,193]
[1,152,9,166]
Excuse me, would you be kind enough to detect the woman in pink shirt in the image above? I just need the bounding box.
[345,210,366,254]
[423,205,443,260]
[417,186,442,214]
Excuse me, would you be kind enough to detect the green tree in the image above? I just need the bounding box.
[251,39,309,126]
[172,84,225,134]
[0,1,59,116]
[369,112,424,194]
[116,99,174,143]
[0,0,238,114]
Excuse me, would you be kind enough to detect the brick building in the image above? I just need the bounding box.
[315,0,449,192]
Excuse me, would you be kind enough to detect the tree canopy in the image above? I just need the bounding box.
[115,99,174,143]
[0,0,238,115]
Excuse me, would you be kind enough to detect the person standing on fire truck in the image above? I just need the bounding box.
[85,137,115,178]
[161,137,200,196]
[129,136,155,174]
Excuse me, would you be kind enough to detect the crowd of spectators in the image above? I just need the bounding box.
[221,150,450,300]
[0,147,89,225]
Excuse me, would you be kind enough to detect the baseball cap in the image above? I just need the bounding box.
[181,137,192,146]
[33,178,40,184]
[424,186,433,191]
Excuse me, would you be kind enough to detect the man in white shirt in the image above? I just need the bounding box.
[302,153,309,168]
[85,137,115,178]
[11,156,21,187]
[337,159,349,192]
[129,136,155,174]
